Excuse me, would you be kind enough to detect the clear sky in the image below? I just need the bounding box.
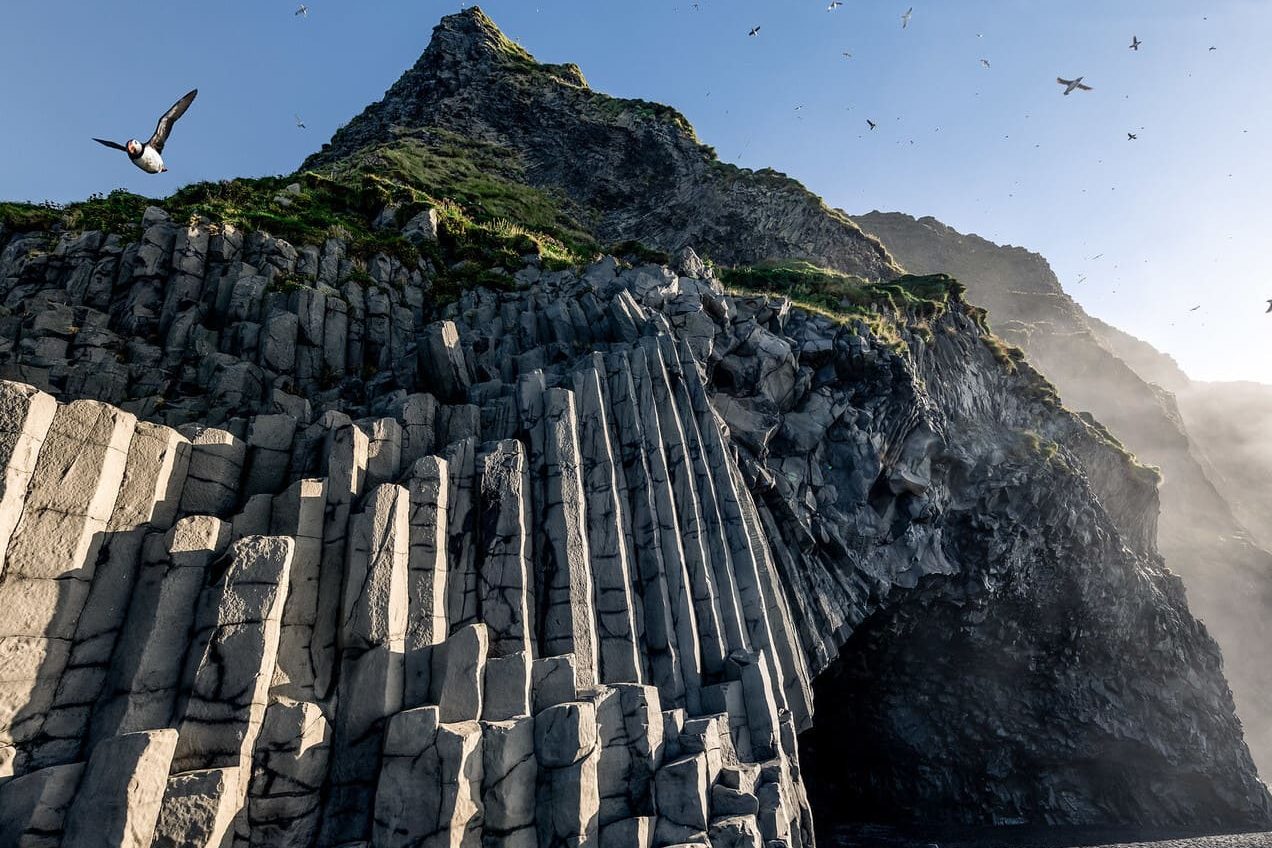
[2,1,1269,384]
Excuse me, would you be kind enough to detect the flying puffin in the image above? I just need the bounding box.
[93,89,198,174]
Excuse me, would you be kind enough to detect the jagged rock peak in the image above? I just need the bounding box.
[412,6,587,87]
[434,8,582,72]
[305,8,901,281]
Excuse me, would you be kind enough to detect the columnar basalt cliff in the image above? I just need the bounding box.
[0,8,1268,847]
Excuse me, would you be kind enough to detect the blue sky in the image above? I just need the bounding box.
[2,1,1269,383]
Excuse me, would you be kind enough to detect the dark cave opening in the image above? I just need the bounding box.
[796,584,1267,845]
[796,593,1128,842]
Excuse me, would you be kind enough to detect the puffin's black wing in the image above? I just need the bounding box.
[148,89,198,153]
[93,138,129,152]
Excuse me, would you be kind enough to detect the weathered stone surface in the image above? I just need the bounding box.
[0,762,83,848]
[243,698,330,848]
[92,516,232,743]
[443,438,479,631]
[324,484,408,844]
[361,417,403,489]
[171,537,293,774]
[706,815,762,848]
[595,683,664,826]
[535,701,600,848]
[31,420,190,768]
[342,484,409,651]
[177,424,246,516]
[406,456,450,650]
[653,753,710,846]
[403,207,440,245]
[481,716,537,848]
[0,399,135,773]
[600,816,654,848]
[531,654,578,715]
[151,767,240,848]
[270,477,328,699]
[0,381,57,569]
[572,362,641,685]
[313,415,368,699]
[432,623,489,724]
[476,440,532,657]
[373,707,484,848]
[244,413,296,497]
[63,729,177,848]
[420,320,473,402]
[483,651,531,722]
[536,388,599,688]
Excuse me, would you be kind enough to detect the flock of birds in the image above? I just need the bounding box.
[83,3,1270,320]
[737,5,1267,319]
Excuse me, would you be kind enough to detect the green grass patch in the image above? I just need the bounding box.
[1,132,603,308]
[722,261,968,352]
[607,240,671,267]
[721,260,962,318]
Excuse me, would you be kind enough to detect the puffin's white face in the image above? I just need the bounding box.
[126,140,142,156]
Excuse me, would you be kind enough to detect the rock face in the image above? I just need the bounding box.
[850,210,1272,780]
[0,229,1266,842]
[0,8,1267,846]
[302,9,898,282]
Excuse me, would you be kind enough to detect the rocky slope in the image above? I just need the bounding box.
[303,8,899,283]
[0,7,1267,847]
[850,210,1272,779]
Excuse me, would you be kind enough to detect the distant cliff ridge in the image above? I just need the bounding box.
[851,209,1272,780]
[0,7,1267,846]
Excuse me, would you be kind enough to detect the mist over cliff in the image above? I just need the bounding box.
[851,210,1272,780]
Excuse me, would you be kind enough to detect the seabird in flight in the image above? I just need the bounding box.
[1057,76,1093,95]
[93,89,198,174]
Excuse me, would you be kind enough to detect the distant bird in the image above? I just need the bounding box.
[901,7,913,28]
[1209,46,1218,51]
[295,114,307,129]
[1266,299,1272,313]
[295,4,308,16]
[866,119,877,130]
[748,25,761,37]
[1129,35,1141,51]
[980,58,991,69]
[1190,305,1201,311]
[93,89,198,174]
[1057,76,1093,95]
[842,51,853,59]
[1127,132,1137,140]
[827,1,842,9]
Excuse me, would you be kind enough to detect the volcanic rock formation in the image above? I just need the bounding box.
[0,8,1267,847]
[851,210,1272,778]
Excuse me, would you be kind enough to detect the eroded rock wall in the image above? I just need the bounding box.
[0,212,1266,845]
